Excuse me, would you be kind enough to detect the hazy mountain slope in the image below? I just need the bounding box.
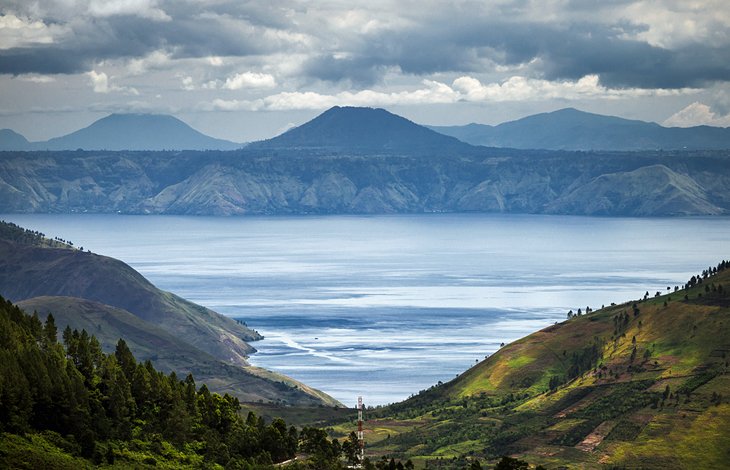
[430,108,730,150]
[363,263,730,468]
[34,114,241,151]
[0,237,260,367]
[1,107,730,217]
[250,106,475,154]
[15,295,336,405]
[0,129,31,150]
[546,164,725,216]
[2,148,728,216]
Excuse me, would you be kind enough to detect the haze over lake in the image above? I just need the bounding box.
[5,214,729,406]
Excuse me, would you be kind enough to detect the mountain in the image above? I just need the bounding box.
[0,221,338,406]
[1,114,242,151]
[363,261,730,468]
[3,146,729,216]
[430,108,730,150]
[1,107,730,217]
[0,129,31,150]
[250,106,475,154]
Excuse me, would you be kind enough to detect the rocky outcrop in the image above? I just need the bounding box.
[1,149,729,217]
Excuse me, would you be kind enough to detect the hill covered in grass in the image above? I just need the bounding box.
[355,261,730,468]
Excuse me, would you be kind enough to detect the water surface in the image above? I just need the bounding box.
[5,213,729,405]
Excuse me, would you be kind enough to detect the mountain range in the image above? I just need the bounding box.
[0,114,241,151]
[429,107,730,150]
[2,107,730,152]
[0,221,338,406]
[2,106,729,217]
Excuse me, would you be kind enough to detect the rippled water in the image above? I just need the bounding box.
[5,213,730,405]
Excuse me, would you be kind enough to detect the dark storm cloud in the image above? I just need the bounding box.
[1,0,729,91]
[298,17,730,89]
[0,2,303,75]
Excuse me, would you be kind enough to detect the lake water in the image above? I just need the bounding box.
[4,213,730,406]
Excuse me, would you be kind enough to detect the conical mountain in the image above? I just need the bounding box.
[39,113,241,151]
[251,106,476,154]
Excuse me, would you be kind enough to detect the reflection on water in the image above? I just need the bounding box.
[4,213,729,405]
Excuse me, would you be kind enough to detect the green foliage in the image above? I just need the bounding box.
[0,295,346,469]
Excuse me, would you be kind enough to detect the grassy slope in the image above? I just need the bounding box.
[359,267,730,468]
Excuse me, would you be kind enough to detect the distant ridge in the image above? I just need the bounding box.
[0,129,31,150]
[0,114,242,151]
[250,106,476,154]
[429,108,730,150]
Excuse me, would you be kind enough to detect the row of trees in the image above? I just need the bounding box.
[0,295,360,468]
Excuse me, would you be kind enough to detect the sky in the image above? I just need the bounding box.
[1,0,730,143]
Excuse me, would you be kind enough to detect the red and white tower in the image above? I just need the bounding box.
[357,396,364,464]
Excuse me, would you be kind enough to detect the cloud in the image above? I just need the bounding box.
[86,70,138,95]
[663,102,730,128]
[0,0,727,92]
[203,74,696,111]
[0,14,67,49]
[88,0,171,21]
[223,72,277,90]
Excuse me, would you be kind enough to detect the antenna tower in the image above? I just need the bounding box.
[357,396,364,465]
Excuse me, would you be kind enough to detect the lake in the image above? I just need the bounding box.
[4,213,730,406]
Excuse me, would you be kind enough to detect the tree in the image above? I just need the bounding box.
[342,431,361,466]
[114,339,136,382]
[494,456,529,470]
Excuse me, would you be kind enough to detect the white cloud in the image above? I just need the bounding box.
[223,72,277,90]
[15,74,55,83]
[619,0,730,48]
[181,76,195,90]
[127,50,172,75]
[203,75,697,111]
[88,0,171,21]
[87,70,110,93]
[0,14,67,49]
[663,102,730,128]
[86,70,139,95]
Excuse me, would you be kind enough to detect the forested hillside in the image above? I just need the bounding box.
[0,297,358,469]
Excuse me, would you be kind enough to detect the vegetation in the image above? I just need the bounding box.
[0,296,350,469]
[0,220,74,249]
[331,259,730,468]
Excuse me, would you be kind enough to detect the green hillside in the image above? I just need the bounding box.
[357,261,730,468]
[0,296,352,469]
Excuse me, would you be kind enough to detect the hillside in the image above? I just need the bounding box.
[0,221,338,406]
[2,148,730,217]
[430,108,730,150]
[0,298,347,468]
[0,114,241,151]
[0,238,260,366]
[249,106,475,154]
[355,261,730,468]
